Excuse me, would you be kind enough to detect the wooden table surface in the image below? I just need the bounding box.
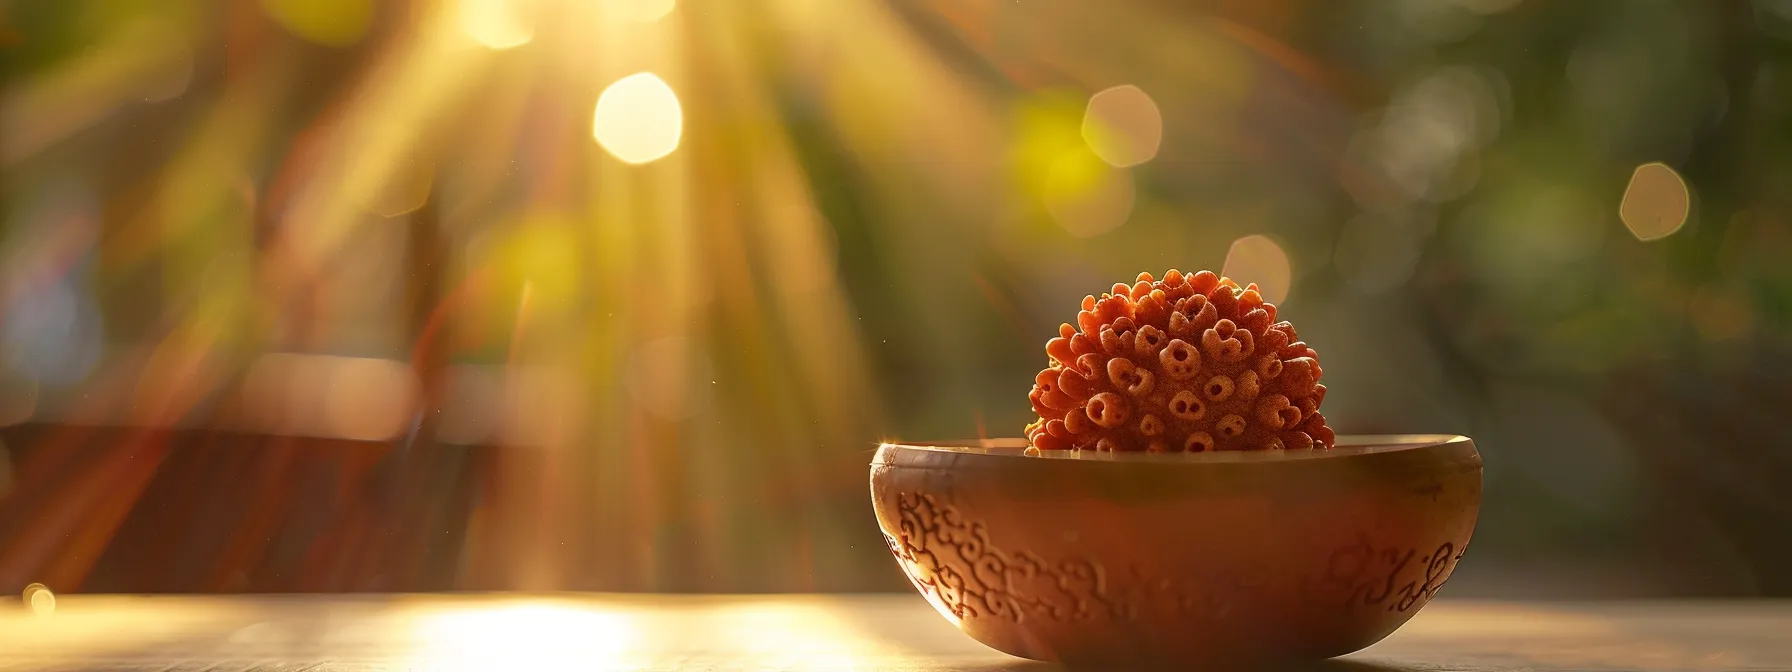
[0,593,1787,671]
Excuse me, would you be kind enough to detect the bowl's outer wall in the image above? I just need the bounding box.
[868,439,1483,666]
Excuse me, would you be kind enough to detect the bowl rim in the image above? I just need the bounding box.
[875,434,1472,465]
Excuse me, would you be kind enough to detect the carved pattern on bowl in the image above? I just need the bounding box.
[883,491,1467,624]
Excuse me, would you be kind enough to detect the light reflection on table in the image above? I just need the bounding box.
[1,593,1788,671]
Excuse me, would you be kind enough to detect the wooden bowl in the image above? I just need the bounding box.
[869,435,1482,668]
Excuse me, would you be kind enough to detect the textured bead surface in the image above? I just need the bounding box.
[1025,270,1335,452]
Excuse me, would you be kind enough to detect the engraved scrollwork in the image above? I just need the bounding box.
[886,492,1122,623]
[886,491,1467,624]
[1299,533,1466,614]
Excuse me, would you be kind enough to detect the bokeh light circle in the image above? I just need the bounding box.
[1081,85,1164,168]
[460,0,534,50]
[1221,235,1293,305]
[1619,162,1691,241]
[23,583,54,616]
[625,0,676,23]
[592,72,685,165]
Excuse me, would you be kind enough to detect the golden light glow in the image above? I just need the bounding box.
[412,603,637,671]
[1619,162,1691,241]
[623,0,678,23]
[1081,85,1163,168]
[1043,149,1134,237]
[1403,602,1615,637]
[260,0,373,47]
[460,0,536,50]
[1221,234,1293,305]
[24,583,55,616]
[265,8,486,287]
[0,595,263,660]
[709,603,889,671]
[476,215,587,312]
[592,72,684,165]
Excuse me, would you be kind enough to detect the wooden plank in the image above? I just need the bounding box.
[0,594,1787,671]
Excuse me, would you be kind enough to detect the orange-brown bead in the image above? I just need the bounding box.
[1025,270,1336,452]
